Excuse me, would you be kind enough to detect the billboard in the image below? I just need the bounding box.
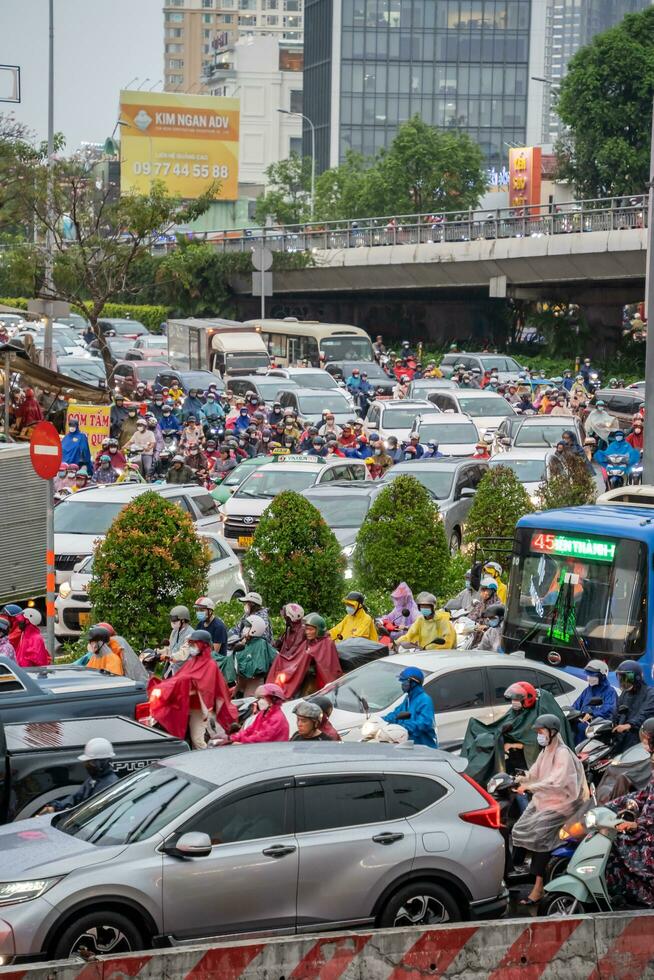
[119,90,239,200]
[508,146,542,210]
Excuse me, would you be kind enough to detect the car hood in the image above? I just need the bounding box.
[438,442,477,457]
[470,415,511,435]
[55,533,102,558]
[69,571,91,591]
[222,497,272,518]
[0,818,129,878]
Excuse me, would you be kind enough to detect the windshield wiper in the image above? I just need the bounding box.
[350,687,370,717]
[520,575,591,661]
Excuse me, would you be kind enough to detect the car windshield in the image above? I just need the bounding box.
[60,362,106,384]
[383,467,454,499]
[418,422,478,444]
[382,407,423,428]
[320,336,374,361]
[56,315,88,330]
[254,380,297,400]
[412,383,451,398]
[54,500,125,535]
[297,393,350,413]
[235,467,318,498]
[138,336,165,348]
[321,660,404,713]
[134,363,166,381]
[53,327,81,347]
[490,457,548,483]
[223,460,261,487]
[480,356,521,372]
[182,373,223,390]
[104,321,147,336]
[303,494,371,527]
[55,765,210,845]
[293,373,337,390]
[105,340,133,355]
[225,353,270,370]
[457,396,513,418]
[514,424,572,448]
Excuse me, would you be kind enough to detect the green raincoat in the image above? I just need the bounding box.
[216,636,277,683]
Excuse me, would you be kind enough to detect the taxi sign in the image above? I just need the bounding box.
[270,452,324,464]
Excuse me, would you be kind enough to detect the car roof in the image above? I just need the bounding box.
[596,388,643,399]
[517,415,577,425]
[417,413,476,426]
[377,399,434,409]
[451,389,507,399]
[290,387,350,398]
[387,458,481,473]
[489,447,552,461]
[362,649,583,684]
[303,481,380,497]
[162,740,463,785]
[272,367,327,375]
[114,359,170,368]
[249,460,327,473]
[59,483,206,503]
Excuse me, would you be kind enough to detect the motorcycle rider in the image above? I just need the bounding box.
[193,596,228,658]
[474,603,504,651]
[312,694,341,741]
[166,454,195,484]
[226,683,289,744]
[14,609,51,667]
[125,417,156,476]
[229,591,273,643]
[291,701,332,741]
[626,414,644,451]
[110,394,130,439]
[158,604,194,677]
[570,659,617,744]
[94,453,118,485]
[201,391,225,432]
[444,567,479,613]
[159,403,181,438]
[41,738,118,813]
[180,387,204,422]
[84,625,124,675]
[469,576,500,621]
[613,660,654,753]
[62,417,93,473]
[585,399,617,448]
[482,560,507,603]
[382,666,438,748]
[106,438,126,471]
[594,429,640,480]
[396,592,456,649]
[329,591,378,642]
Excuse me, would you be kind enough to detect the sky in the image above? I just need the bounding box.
[1,0,162,151]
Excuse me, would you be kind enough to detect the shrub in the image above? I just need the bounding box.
[243,491,345,618]
[464,466,533,565]
[352,475,450,595]
[537,453,598,510]
[88,491,210,649]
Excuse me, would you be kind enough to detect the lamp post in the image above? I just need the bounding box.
[642,97,654,485]
[530,75,560,145]
[278,108,315,220]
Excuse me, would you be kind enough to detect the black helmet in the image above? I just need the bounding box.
[616,659,643,686]
[640,717,654,752]
[483,602,505,620]
[532,713,561,734]
[344,590,365,605]
[188,629,212,644]
[88,625,111,644]
[311,695,333,716]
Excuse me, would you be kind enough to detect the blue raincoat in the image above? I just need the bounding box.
[383,684,438,748]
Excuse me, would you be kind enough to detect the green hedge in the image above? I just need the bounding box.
[0,296,28,310]
[0,298,168,333]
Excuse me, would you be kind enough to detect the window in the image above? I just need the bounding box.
[534,669,575,697]
[426,669,485,713]
[487,665,542,705]
[192,492,219,517]
[166,11,184,21]
[168,27,183,36]
[166,43,183,52]
[183,786,288,845]
[169,58,184,69]
[386,775,447,819]
[290,89,303,113]
[289,136,302,155]
[166,495,193,514]
[202,0,213,6]
[205,537,227,561]
[299,777,386,832]
[0,663,25,694]
[203,12,213,22]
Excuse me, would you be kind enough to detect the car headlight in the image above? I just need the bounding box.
[58,582,72,598]
[0,878,62,906]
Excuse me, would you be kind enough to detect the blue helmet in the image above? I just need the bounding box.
[398,666,424,685]
[2,604,22,617]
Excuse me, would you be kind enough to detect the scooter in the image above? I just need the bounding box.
[604,454,632,489]
[541,800,640,916]
[487,771,526,879]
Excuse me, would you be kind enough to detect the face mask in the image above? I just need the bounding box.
[345,604,357,616]
[619,675,634,690]
[419,607,432,617]
[374,448,382,456]
[487,617,500,628]
[196,611,206,622]
[510,699,522,711]
[586,675,599,686]
[401,680,413,693]
[257,697,270,712]
[187,645,200,657]
[536,733,550,747]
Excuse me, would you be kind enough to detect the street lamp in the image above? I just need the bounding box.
[530,75,561,144]
[103,119,128,157]
[278,108,315,220]
[136,78,151,91]
[124,76,138,90]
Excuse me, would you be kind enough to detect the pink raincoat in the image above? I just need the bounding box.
[230,703,289,743]
[15,617,51,668]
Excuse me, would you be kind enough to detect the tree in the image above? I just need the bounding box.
[464,467,533,565]
[254,153,313,226]
[556,6,654,196]
[537,454,598,510]
[352,475,450,595]
[314,151,385,222]
[243,491,345,617]
[88,491,210,650]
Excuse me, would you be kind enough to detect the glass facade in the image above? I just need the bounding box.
[304,0,334,171]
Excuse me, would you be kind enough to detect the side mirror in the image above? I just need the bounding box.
[459,487,476,498]
[164,832,212,859]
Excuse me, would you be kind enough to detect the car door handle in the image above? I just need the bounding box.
[262,844,297,858]
[372,832,405,845]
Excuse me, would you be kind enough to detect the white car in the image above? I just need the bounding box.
[364,399,435,441]
[489,447,552,504]
[284,650,586,747]
[415,412,480,456]
[426,389,517,439]
[55,532,245,639]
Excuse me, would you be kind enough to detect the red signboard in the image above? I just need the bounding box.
[508,146,542,209]
[29,421,62,480]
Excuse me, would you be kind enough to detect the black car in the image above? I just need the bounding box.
[154,369,225,394]
[324,360,395,396]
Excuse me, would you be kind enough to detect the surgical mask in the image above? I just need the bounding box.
[345,604,357,616]
[536,733,550,747]
[487,617,499,628]
[510,699,522,711]
[586,675,600,686]
[401,680,412,693]
[419,607,432,617]
[195,611,206,622]
[257,697,270,712]
[187,645,200,657]
[374,448,382,456]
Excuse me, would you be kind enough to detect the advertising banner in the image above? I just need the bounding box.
[66,404,111,454]
[119,90,239,200]
[508,146,542,209]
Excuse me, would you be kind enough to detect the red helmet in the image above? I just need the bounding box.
[504,681,538,709]
[95,621,116,636]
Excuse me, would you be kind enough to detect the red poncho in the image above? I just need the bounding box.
[267,634,342,700]
[16,396,43,429]
[148,646,237,739]
[15,619,51,667]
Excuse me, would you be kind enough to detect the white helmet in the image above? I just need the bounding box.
[78,737,116,761]
[23,608,42,627]
[586,659,609,676]
[282,603,304,622]
[484,561,503,576]
[376,723,409,744]
[244,614,267,639]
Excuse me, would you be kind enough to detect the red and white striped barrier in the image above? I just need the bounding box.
[2,912,654,980]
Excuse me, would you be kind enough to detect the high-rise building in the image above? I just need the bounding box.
[163,0,304,94]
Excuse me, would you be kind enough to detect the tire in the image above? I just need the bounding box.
[378,880,461,929]
[544,856,569,884]
[231,591,245,600]
[51,910,145,961]
[449,529,462,556]
[539,893,582,917]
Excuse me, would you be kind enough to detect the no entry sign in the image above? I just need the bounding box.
[29,421,62,480]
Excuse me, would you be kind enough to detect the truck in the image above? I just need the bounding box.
[0,443,47,606]
[0,715,189,820]
[166,317,270,378]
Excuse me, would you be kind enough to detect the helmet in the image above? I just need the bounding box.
[303,612,326,636]
[188,629,212,644]
[311,695,333,715]
[244,614,267,638]
[239,591,263,607]
[585,659,609,676]
[0,616,9,633]
[78,737,115,762]
[639,717,654,752]
[376,723,409,744]
[88,626,111,644]
[194,596,215,611]
[504,681,538,708]
[398,666,425,685]
[293,700,323,721]
[483,602,505,620]
[2,604,22,617]
[484,561,502,577]
[282,603,305,622]
[170,605,191,621]
[480,577,498,591]
[416,591,437,606]
[532,713,561,734]
[616,659,643,684]
[344,590,365,605]
[255,682,286,701]
[95,622,116,636]
[23,608,41,627]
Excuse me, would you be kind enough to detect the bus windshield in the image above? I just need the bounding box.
[320,335,373,361]
[504,527,647,667]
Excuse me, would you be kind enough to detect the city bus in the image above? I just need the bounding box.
[503,492,654,683]
[244,317,374,367]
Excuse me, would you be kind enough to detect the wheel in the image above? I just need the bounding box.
[539,893,582,917]
[230,591,245,600]
[378,881,461,928]
[449,529,462,555]
[51,910,145,961]
[544,855,569,884]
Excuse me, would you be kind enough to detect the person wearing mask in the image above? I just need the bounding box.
[71,467,93,492]
[151,448,173,481]
[15,387,43,433]
[345,367,362,394]
[511,713,589,905]
[94,453,119,485]
[517,392,535,413]
[222,614,278,697]
[404,432,425,459]
[318,411,342,439]
[269,611,341,699]
[549,393,569,416]
[472,439,491,460]
[212,447,237,482]
[118,406,140,449]
[180,388,204,422]
[150,392,167,423]
[585,399,618,448]
[385,436,403,464]
[110,394,130,439]
[580,357,593,388]
[421,439,443,460]
[159,404,181,437]
[227,683,289,744]
[157,604,194,678]
[595,429,640,474]
[84,625,124,675]
[474,603,504,652]
[193,596,228,659]
[382,582,419,636]
[444,568,479,613]
[179,415,203,454]
[229,406,252,434]
[201,391,225,430]
[291,701,332,741]
[41,738,119,813]
[505,383,521,406]
[570,659,617,744]
[469,576,500,621]
[125,417,156,476]
[562,369,574,392]
[329,591,378,642]
[396,592,456,650]
[482,561,507,604]
[229,591,273,643]
[626,415,644,451]
[382,667,438,747]
[612,660,654,753]
[54,462,70,493]
[14,609,51,667]
[0,616,15,661]
[266,401,283,427]
[166,454,195,484]
[2,603,23,652]
[312,695,341,741]
[61,417,93,473]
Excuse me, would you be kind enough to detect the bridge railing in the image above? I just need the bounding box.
[203,196,648,255]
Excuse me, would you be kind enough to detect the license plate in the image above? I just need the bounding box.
[78,611,91,626]
[238,535,254,548]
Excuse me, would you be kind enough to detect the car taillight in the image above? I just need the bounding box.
[135,701,151,723]
[459,773,501,830]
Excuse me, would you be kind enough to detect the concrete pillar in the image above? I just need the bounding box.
[578,303,625,357]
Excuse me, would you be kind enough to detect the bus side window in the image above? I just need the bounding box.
[267,334,287,359]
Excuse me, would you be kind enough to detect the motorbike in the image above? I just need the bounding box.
[604,453,632,490]
[487,770,526,878]
[595,741,652,803]
[450,609,477,650]
[630,451,643,486]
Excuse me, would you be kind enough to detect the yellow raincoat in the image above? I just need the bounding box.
[329,606,378,642]
[397,610,456,650]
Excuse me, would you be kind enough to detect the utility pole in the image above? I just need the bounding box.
[643,94,654,485]
[43,0,55,374]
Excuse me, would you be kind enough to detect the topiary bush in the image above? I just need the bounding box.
[88,491,210,649]
[537,452,598,510]
[243,491,345,618]
[464,466,533,565]
[352,475,450,595]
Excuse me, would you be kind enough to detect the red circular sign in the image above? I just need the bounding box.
[29,421,62,480]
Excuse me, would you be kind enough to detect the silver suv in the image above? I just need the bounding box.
[0,744,506,962]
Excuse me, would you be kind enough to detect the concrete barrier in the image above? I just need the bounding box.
[2,911,654,980]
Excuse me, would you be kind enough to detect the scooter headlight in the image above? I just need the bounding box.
[585,811,597,828]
